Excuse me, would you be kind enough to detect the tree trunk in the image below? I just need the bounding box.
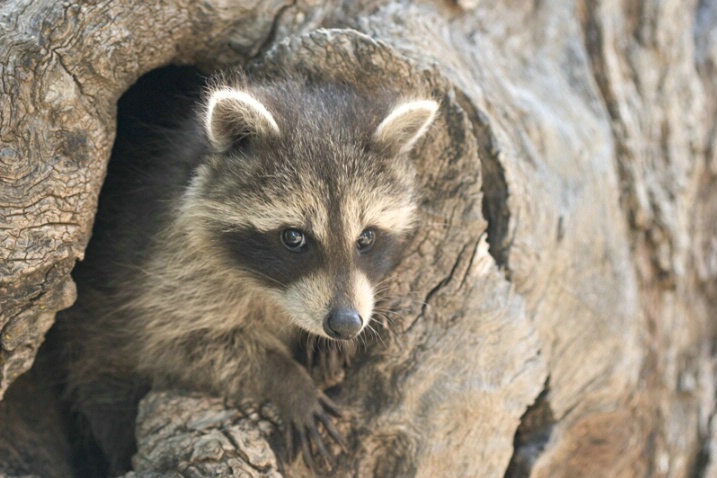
[1,1,715,477]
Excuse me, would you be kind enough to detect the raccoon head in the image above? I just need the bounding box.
[186,81,437,341]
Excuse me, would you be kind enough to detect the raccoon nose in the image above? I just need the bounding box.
[324,308,363,340]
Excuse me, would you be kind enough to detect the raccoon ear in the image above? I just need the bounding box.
[204,88,280,152]
[373,100,438,155]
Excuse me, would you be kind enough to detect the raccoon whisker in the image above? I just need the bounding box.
[338,340,353,355]
[372,286,393,298]
[374,314,395,331]
[370,314,399,341]
[371,304,400,313]
[373,305,401,319]
[315,336,325,353]
[372,277,391,288]
[371,308,401,321]
[307,334,318,352]
[392,290,429,299]
[348,336,359,354]
[321,338,330,354]
[372,308,394,320]
[379,314,398,329]
[372,278,394,293]
[373,294,429,309]
[365,323,388,349]
[357,331,367,350]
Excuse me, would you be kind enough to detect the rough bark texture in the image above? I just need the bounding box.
[1,1,716,477]
[124,391,283,478]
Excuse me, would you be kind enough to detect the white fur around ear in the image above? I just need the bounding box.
[204,88,280,152]
[373,99,438,155]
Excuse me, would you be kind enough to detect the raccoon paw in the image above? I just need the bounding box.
[309,341,357,387]
[283,391,347,472]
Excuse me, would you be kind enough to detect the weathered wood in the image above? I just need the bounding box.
[1,0,716,477]
[126,391,282,478]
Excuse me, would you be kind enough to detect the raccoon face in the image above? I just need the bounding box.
[187,81,437,340]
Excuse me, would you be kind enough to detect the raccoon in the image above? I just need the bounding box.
[63,71,437,475]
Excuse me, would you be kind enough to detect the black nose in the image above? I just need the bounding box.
[324,309,363,340]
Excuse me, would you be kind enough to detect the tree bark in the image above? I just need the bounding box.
[1,1,716,477]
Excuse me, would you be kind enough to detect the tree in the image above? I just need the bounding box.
[1,1,715,477]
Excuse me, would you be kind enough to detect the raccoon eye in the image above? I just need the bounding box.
[281,229,307,252]
[357,229,376,252]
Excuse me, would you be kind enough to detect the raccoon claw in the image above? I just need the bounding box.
[310,342,358,387]
[284,393,345,471]
[317,409,347,451]
[304,421,333,471]
[287,417,332,472]
[319,392,342,417]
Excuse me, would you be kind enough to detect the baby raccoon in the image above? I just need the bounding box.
[64,71,437,475]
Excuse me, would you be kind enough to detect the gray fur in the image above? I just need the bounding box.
[62,71,437,474]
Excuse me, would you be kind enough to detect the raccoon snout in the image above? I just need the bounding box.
[324,308,363,340]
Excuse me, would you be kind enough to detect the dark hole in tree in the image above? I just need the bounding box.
[504,378,555,478]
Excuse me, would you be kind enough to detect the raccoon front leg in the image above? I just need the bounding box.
[163,334,347,470]
[260,348,347,470]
